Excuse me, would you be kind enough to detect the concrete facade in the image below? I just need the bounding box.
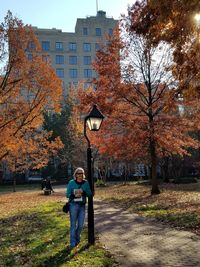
[33,11,118,97]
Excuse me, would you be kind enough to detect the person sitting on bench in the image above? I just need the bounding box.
[41,177,54,194]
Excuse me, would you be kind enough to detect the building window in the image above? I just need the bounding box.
[95,43,100,51]
[108,28,113,36]
[83,27,88,35]
[55,42,63,50]
[56,55,64,64]
[42,55,50,63]
[27,53,33,61]
[27,41,35,51]
[84,69,92,78]
[56,68,64,78]
[83,43,91,52]
[96,28,102,36]
[69,42,77,52]
[69,56,77,65]
[69,69,78,78]
[42,41,50,51]
[83,56,91,65]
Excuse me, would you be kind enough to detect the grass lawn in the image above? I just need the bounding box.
[0,190,119,267]
[95,181,200,235]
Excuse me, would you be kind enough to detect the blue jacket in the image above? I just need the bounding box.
[66,179,92,204]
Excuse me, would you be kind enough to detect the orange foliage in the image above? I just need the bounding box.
[6,131,64,172]
[73,28,200,167]
[0,11,63,166]
[127,0,199,45]
[72,4,200,194]
[127,0,200,94]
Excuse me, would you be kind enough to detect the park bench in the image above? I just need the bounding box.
[44,188,51,195]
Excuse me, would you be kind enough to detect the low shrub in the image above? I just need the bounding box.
[173,177,198,184]
[95,179,107,187]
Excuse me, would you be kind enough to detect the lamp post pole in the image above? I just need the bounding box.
[84,118,95,245]
[84,104,104,245]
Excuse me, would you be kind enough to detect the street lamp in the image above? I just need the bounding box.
[84,104,104,245]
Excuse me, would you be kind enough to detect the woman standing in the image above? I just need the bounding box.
[66,167,92,248]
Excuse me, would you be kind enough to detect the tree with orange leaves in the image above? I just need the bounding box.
[75,23,200,194]
[127,0,200,44]
[0,11,63,172]
[6,129,64,191]
[127,0,200,95]
[6,130,64,173]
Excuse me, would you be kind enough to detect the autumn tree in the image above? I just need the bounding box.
[0,11,63,172]
[127,0,200,94]
[75,21,200,194]
[7,129,63,191]
[128,0,200,180]
[127,0,200,43]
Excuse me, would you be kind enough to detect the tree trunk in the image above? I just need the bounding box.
[13,175,16,192]
[163,157,170,183]
[123,164,128,184]
[150,140,160,195]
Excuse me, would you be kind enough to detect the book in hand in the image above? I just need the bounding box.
[74,189,83,202]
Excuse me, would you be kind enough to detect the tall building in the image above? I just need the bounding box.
[33,11,118,97]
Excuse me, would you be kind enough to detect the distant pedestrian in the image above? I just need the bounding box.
[41,177,54,194]
[66,167,92,248]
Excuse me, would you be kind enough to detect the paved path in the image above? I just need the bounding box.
[54,186,200,266]
[94,200,200,267]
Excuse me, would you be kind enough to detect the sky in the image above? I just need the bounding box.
[0,0,135,32]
